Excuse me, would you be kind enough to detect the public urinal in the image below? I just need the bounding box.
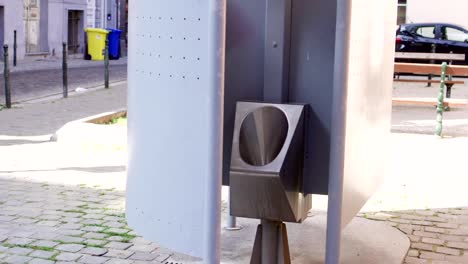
[230,102,312,263]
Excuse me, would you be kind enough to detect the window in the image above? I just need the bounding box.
[414,26,436,39]
[397,0,407,25]
[442,27,468,42]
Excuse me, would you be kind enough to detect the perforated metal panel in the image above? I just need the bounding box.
[126,1,225,259]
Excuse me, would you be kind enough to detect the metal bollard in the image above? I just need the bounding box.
[13,30,17,67]
[62,42,68,98]
[3,45,11,108]
[427,44,436,87]
[435,62,447,137]
[104,39,109,89]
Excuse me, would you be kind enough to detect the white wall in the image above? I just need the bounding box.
[0,0,26,60]
[407,0,468,29]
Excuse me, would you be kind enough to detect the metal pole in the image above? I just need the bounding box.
[427,44,436,87]
[13,30,17,67]
[435,62,447,137]
[62,42,68,98]
[3,45,11,108]
[325,0,352,263]
[202,0,226,263]
[104,39,110,88]
[225,188,241,230]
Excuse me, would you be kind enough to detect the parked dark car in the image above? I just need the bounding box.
[396,23,468,64]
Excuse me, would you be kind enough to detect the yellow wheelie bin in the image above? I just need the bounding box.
[85,28,109,60]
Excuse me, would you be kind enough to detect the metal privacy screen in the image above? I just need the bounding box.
[125,0,225,259]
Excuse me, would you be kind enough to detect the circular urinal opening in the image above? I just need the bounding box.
[239,106,289,167]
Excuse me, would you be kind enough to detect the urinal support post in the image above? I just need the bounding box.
[250,219,291,264]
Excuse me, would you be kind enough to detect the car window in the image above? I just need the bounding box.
[413,26,436,38]
[442,26,467,42]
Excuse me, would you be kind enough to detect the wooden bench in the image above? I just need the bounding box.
[394,62,468,136]
[394,52,466,98]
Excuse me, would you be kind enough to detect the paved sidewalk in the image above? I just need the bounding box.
[0,57,127,74]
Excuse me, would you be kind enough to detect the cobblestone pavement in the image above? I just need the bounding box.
[0,65,127,103]
[363,209,468,264]
[0,176,173,264]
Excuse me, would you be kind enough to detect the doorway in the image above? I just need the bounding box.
[0,6,4,58]
[68,10,83,54]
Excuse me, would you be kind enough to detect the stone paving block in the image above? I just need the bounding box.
[37,220,61,227]
[435,223,459,229]
[105,258,133,264]
[104,242,132,250]
[82,214,106,220]
[412,243,434,251]
[420,251,446,260]
[128,252,158,261]
[29,258,56,264]
[448,229,468,235]
[5,237,35,246]
[78,255,109,264]
[9,231,36,239]
[446,241,468,249]
[56,252,83,261]
[29,250,58,259]
[103,216,123,222]
[438,234,466,242]
[421,237,444,245]
[435,246,461,256]
[81,226,106,232]
[411,221,434,226]
[83,232,107,240]
[104,249,134,259]
[7,247,34,255]
[62,213,85,218]
[31,240,60,248]
[61,223,83,230]
[13,218,38,224]
[38,214,62,220]
[30,232,59,240]
[130,237,151,245]
[0,235,7,242]
[56,229,85,236]
[81,219,105,226]
[105,228,128,235]
[407,249,419,257]
[56,243,85,253]
[104,222,125,228]
[80,247,108,256]
[153,253,171,262]
[424,227,447,234]
[106,236,125,242]
[128,244,157,253]
[404,256,429,263]
[84,239,108,247]
[3,254,32,263]
[62,217,84,223]
[0,215,17,222]
[127,231,137,236]
[445,254,468,262]
[0,245,8,252]
[56,235,85,243]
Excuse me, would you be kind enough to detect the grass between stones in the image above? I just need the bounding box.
[53,240,105,248]
[2,243,55,252]
[48,252,60,261]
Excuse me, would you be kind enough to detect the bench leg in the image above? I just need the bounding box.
[445,84,453,98]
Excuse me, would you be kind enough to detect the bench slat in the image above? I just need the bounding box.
[392,97,468,107]
[395,63,468,76]
[395,52,465,61]
[393,79,464,84]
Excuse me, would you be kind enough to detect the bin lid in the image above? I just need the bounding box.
[85,28,109,34]
[106,28,122,33]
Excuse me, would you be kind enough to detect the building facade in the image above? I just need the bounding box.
[0,0,25,59]
[399,0,468,30]
[1,0,123,61]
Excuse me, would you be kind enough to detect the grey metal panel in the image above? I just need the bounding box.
[125,0,225,259]
[223,0,266,185]
[288,0,337,194]
[339,0,396,229]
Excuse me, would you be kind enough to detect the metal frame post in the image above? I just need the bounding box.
[104,39,110,89]
[13,30,17,67]
[325,0,352,263]
[62,42,68,98]
[3,45,11,108]
[225,188,241,230]
[435,62,447,137]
